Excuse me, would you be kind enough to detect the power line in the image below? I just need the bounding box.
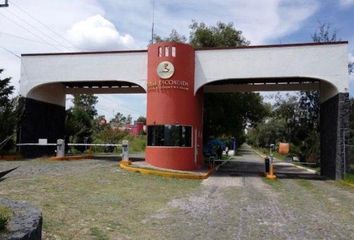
[0,46,20,58]
[5,7,72,51]
[151,0,155,44]
[0,31,69,48]
[98,95,145,116]
[0,11,63,51]
[10,0,78,50]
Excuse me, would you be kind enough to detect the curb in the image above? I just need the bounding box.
[251,147,317,174]
[291,163,317,174]
[49,155,93,161]
[119,161,214,180]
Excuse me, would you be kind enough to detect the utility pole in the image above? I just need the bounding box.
[151,0,155,44]
[0,0,9,7]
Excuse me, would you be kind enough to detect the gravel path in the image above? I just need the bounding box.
[0,158,116,179]
[144,145,354,240]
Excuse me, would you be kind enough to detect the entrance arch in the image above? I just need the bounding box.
[18,41,350,179]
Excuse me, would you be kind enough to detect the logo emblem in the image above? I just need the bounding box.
[157,61,175,79]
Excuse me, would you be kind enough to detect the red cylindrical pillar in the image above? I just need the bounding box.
[146,42,203,170]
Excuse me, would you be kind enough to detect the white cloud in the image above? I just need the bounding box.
[65,94,146,121]
[67,15,136,51]
[340,0,354,7]
[349,52,354,63]
[120,0,319,45]
[1,0,345,115]
[0,0,105,92]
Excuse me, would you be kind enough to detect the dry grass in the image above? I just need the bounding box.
[0,159,200,239]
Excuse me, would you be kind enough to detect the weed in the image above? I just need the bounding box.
[90,227,109,240]
[0,205,12,231]
[262,177,282,189]
[296,179,313,189]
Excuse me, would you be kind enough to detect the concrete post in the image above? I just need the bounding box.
[56,139,65,158]
[122,140,129,161]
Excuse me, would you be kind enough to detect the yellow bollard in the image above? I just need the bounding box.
[266,163,277,180]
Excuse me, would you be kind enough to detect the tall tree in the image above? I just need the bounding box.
[189,21,250,49]
[65,94,98,145]
[154,29,187,43]
[72,94,98,118]
[188,21,265,142]
[312,22,353,74]
[136,116,146,124]
[0,69,16,152]
[110,112,127,128]
[204,92,269,142]
[312,22,338,43]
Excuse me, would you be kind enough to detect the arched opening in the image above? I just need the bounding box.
[198,76,347,179]
[18,80,146,158]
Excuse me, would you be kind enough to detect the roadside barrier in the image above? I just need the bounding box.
[17,139,128,159]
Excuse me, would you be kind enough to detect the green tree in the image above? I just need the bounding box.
[110,112,127,128]
[136,116,146,124]
[312,22,353,74]
[247,118,287,148]
[72,94,98,118]
[0,69,16,152]
[188,21,265,142]
[189,21,250,48]
[312,22,338,43]
[65,94,98,147]
[154,29,187,43]
[203,92,269,143]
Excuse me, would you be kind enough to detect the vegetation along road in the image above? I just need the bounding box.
[1,145,354,239]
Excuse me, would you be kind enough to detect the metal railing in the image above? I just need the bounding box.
[17,139,129,160]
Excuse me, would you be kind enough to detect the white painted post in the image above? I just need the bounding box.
[122,140,129,161]
[56,139,65,157]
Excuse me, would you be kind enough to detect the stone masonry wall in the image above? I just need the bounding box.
[320,93,350,179]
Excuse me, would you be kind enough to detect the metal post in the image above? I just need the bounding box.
[56,139,65,158]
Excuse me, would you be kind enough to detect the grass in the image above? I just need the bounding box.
[262,177,282,190]
[341,164,354,186]
[90,227,109,240]
[127,135,146,153]
[343,172,354,186]
[0,205,12,231]
[0,159,200,239]
[296,179,314,189]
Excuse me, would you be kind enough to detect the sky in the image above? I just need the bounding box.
[0,0,353,120]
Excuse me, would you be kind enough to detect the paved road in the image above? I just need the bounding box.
[146,144,354,239]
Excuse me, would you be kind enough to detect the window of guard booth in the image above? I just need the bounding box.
[147,125,192,147]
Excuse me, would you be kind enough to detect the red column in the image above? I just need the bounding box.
[146,42,203,170]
